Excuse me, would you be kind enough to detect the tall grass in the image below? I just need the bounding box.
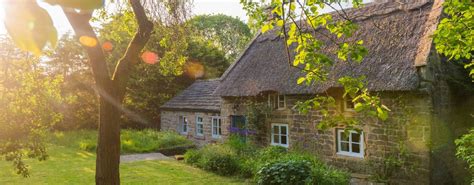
[49,129,193,154]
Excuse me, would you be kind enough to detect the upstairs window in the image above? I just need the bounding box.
[196,116,204,136]
[268,94,277,109]
[271,124,289,147]
[179,116,188,134]
[212,117,222,138]
[268,93,286,110]
[344,96,355,111]
[278,94,286,109]
[337,129,364,158]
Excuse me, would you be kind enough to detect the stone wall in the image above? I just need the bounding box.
[221,91,433,184]
[160,110,223,146]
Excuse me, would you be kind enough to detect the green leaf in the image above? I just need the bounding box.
[276,20,284,27]
[4,2,58,55]
[44,0,104,10]
[297,77,305,84]
[261,24,273,33]
[377,107,388,121]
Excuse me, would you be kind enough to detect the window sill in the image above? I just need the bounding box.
[271,143,289,148]
[336,152,364,159]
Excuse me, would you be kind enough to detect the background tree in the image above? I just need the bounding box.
[98,11,234,128]
[46,33,98,130]
[0,37,64,177]
[2,1,191,184]
[188,14,253,61]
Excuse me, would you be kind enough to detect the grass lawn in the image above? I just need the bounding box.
[0,131,248,185]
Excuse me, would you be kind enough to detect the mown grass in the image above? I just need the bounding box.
[0,130,247,185]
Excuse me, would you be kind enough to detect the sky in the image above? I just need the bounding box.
[0,0,249,35]
[0,0,373,34]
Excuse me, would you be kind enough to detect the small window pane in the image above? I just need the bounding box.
[352,144,360,153]
[281,126,287,135]
[273,126,279,134]
[351,133,360,143]
[273,134,279,143]
[340,132,350,142]
[281,135,287,144]
[198,117,203,122]
[340,142,349,152]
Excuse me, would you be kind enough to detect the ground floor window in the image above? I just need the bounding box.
[336,129,364,158]
[271,123,288,147]
[179,116,188,134]
[196,116,204,136]
[212,117,222,138]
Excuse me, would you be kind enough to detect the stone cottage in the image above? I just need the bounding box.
[160,79,223,145]
[162,0,473,184]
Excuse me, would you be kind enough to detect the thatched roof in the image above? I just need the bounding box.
[161,79,221,112]
[216,0,442,97]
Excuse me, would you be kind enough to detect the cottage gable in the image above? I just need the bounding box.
[161,79,221,112]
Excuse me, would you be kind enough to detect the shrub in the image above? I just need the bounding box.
[184,145,240,176]
[256,159,313,185]
[79,139,96,152]
[312,165,350,185]
[184,149,202,165]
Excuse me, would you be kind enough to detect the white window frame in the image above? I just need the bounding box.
[277,94,286,109]
[179,116,188,134]
[336,129,364,158]
[195,116,204,136]
[211,116,222,138]
[268,94,277,109]
[271,123,289,147]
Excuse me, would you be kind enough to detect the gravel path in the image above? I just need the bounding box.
[120,153,172,163]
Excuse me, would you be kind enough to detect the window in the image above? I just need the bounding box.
[196,116,204,136]
[271,124,289,147]
[344,96,355,111]
[268,94,277,109]
[179,116,188,134]
[212,117,222,138]
[337,129,364,158]
[278,95,286,109]
[268,93,286,110]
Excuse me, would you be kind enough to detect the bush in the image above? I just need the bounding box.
[184,149,202,165]
[256,159,313,185]
[312,165,350,185]
[184,145,240,176]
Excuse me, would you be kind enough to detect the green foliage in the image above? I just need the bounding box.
[188,14,253,60]
[185,142,350,184]
[455,128,474,181]
[244,102,272,143]
[312,165,350,185]
[434,0,474,79]
[184,145,240,176]
[0,38,65,177]
[4,2,57,55]
[256,160,313,185]
[52,129,193,154]
[46,33,98,130]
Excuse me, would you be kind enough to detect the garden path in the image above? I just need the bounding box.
[120,153,172,163]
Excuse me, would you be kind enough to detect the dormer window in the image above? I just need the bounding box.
[268,93,286,110]
[278,94,286,109]
[344,96,355,111]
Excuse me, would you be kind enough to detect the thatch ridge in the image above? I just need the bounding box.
[216,0,439,97]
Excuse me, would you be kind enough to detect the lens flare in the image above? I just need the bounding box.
[184,61,205,79]
[141,51,158,64]
[102,41,113,52]
[79,36,97,47]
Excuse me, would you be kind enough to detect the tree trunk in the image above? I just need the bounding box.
[95,92,122,185]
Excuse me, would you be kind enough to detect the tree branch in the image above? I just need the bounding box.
[112,0,154,97]
[62,9,111,87]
